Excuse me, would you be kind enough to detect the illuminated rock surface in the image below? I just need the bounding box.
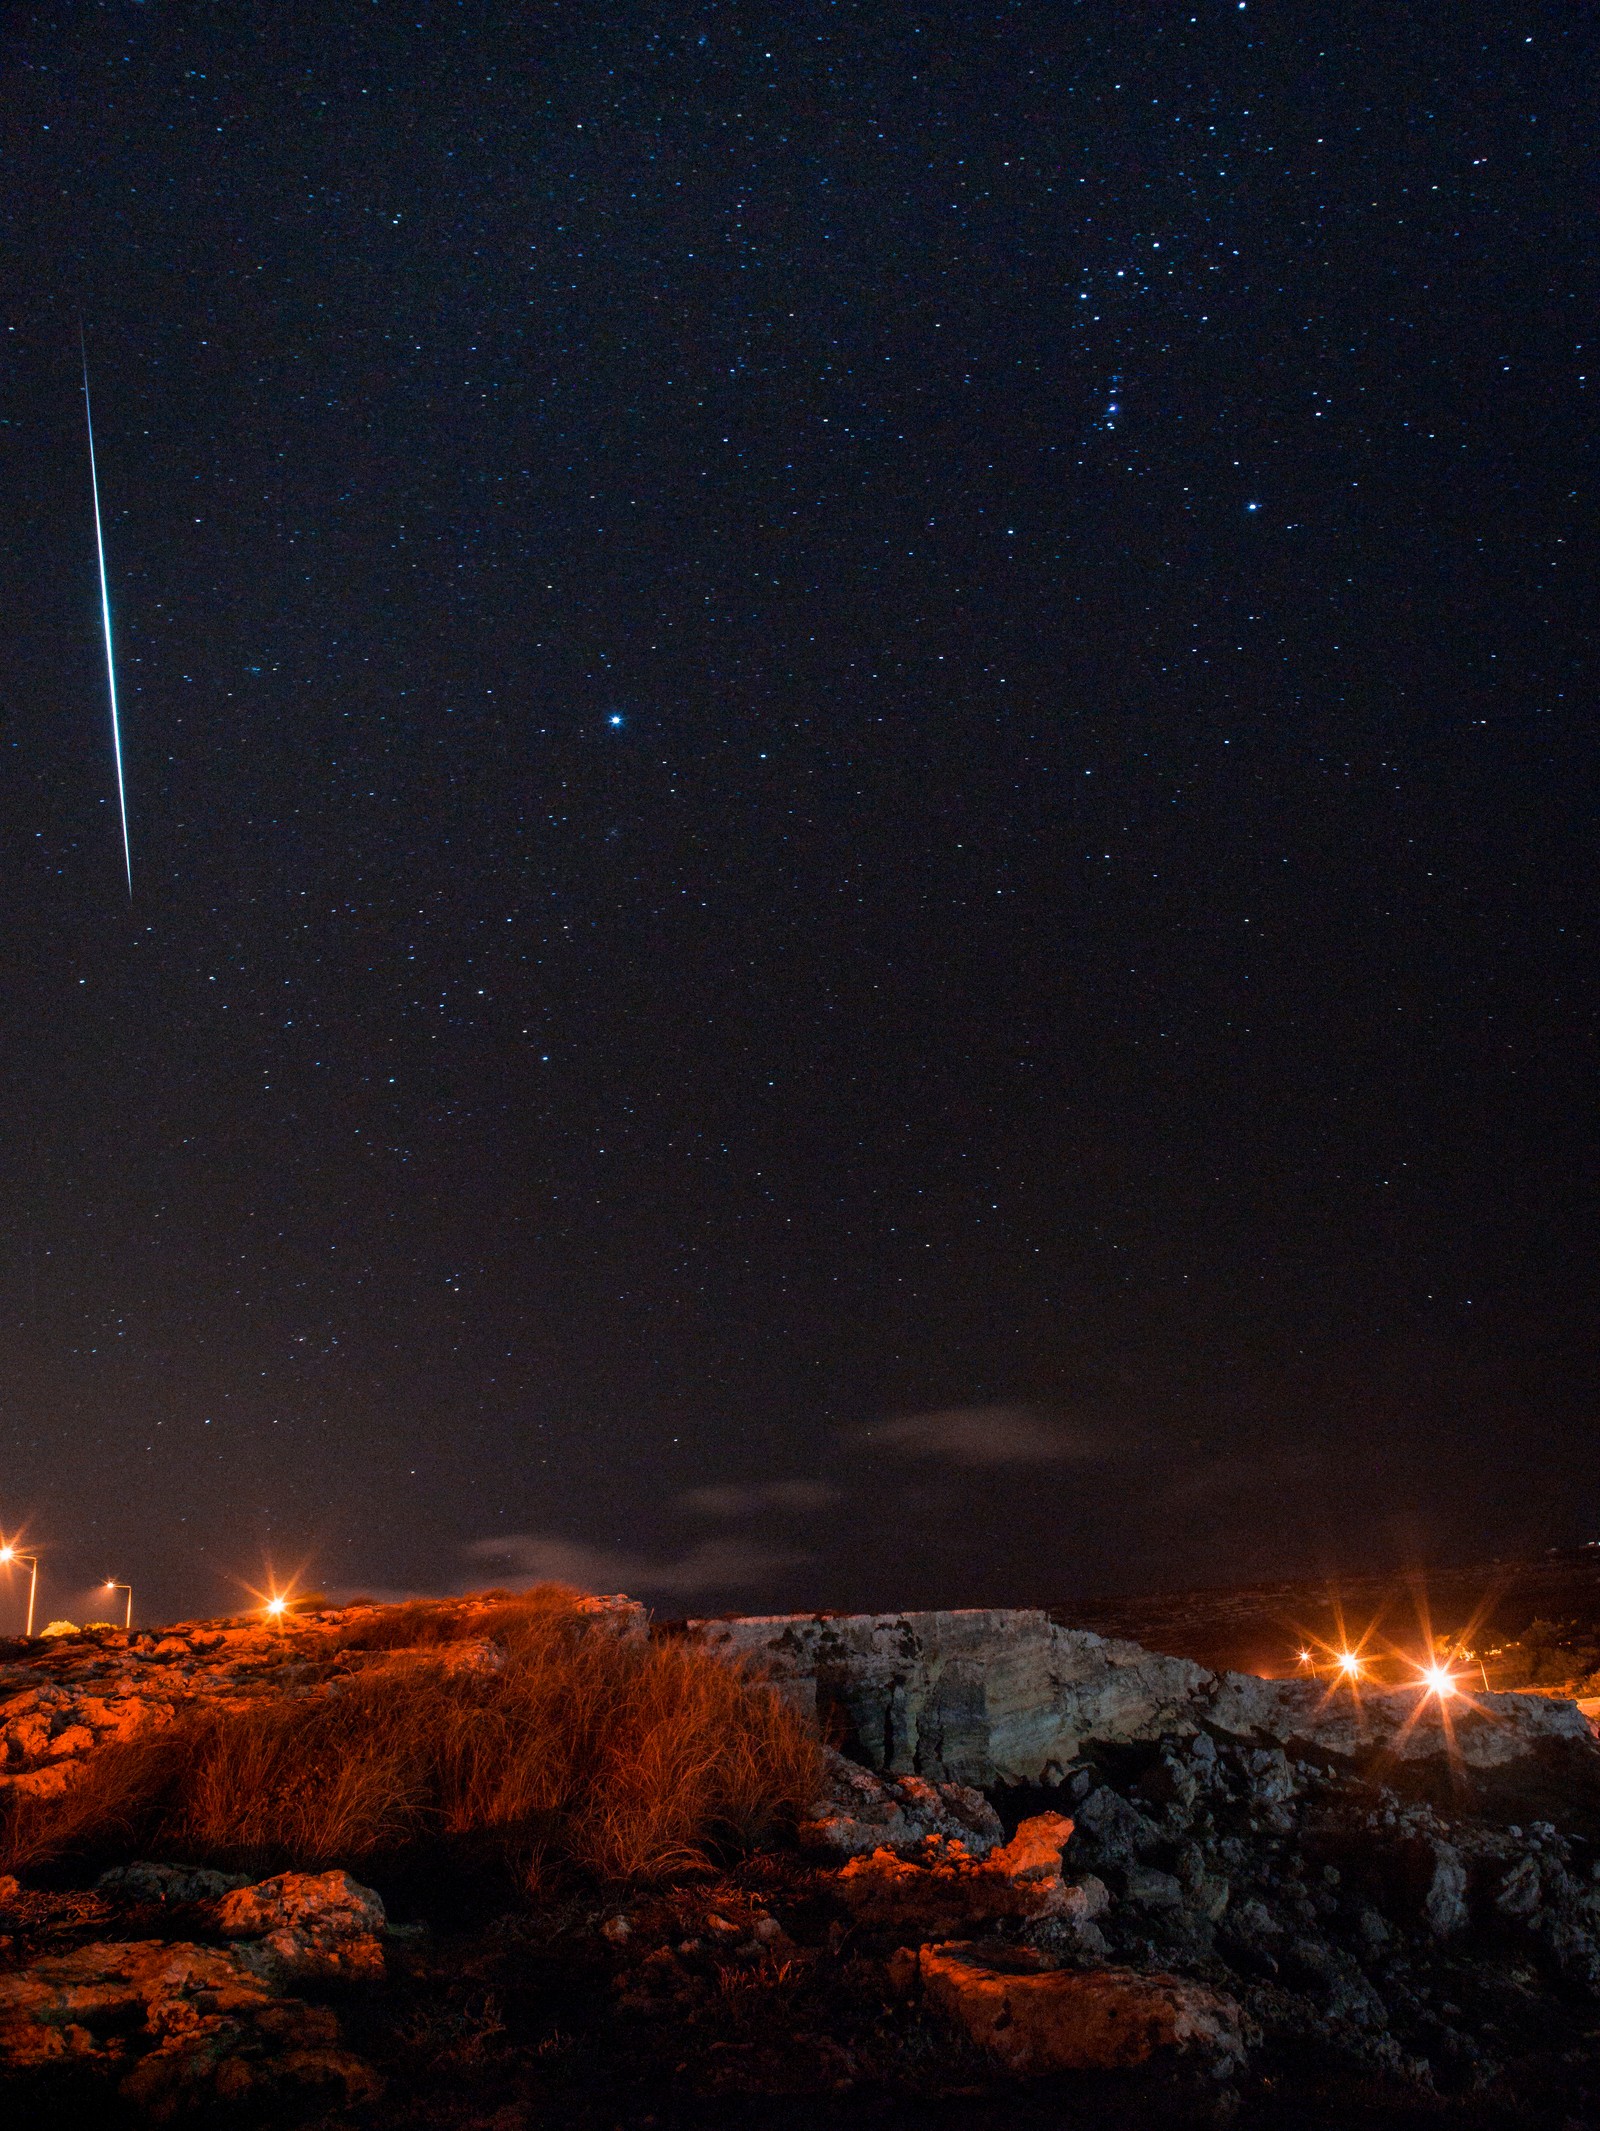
[0,1926,380,2112]
[913,1939,1248,2076]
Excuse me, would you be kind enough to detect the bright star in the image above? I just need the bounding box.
[1246,501,1260,512]
[607,714,625,727]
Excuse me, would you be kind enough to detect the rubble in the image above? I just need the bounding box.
[801,1743,1004,1857]
[836,1812,1081,1938]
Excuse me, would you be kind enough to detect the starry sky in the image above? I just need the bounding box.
[0,1,1595,1630]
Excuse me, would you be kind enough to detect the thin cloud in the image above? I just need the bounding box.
[461,1532,807,1598]
[678,1479,841,1518]
[854,1403,1114,1467]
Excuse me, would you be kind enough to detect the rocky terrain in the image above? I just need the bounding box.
[4,1595,1600,2127]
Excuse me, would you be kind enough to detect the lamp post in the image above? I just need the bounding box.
[104,1581,133,1632]
[0,1544,40,1639]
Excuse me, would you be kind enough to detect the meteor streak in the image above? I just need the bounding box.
[81,337,131,896]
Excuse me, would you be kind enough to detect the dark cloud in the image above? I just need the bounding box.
[852,1404,1116,1467]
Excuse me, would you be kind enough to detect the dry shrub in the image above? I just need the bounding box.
[1,1589,821,1888]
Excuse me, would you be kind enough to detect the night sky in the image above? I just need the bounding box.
[1,3,1595,1631]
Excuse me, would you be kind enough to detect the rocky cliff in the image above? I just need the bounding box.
[685,1606,1594,1785]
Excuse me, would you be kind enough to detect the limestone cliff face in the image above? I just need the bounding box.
[685,1608,1595,1785]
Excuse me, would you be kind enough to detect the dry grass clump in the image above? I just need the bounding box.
[1,1588,821,1887]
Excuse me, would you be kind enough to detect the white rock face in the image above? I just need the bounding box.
[687,1608,1593,1784]
[688,1610,1205,1782]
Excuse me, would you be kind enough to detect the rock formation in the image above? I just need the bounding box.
[687,1606,1595,1783]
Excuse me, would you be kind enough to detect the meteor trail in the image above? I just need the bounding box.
[81,338,131,897]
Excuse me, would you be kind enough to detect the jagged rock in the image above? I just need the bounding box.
[914,1939,1248,2076]
[991,1811,1078,1890]
[837,1813,1082,1936]
[0,1937,378,2112]
[1408,1837,1469,1938]
[1069,1780,1163,1861]
[216,1870,387,1983]
[99,1862,252,1905]
[801,1745,1003,1858]
[1135,1748,1199,1815]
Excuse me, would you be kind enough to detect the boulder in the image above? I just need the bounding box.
[216,1870,387,1984]
[915,1940,1248,2076]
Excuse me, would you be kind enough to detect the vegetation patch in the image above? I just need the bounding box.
[1,1586,821,1888]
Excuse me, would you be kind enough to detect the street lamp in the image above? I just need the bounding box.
[0,1543,40,1639]
[103,1581,133,1632]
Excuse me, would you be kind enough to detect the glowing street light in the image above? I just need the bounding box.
[1337,1650,1363,1680]
[264,1595,288,1621]
[0,1542,40,1639]
[1420,1662,1460,1699]
[103,1581,133,1632]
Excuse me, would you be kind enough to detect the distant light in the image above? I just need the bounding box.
[607,714,624,727]
[265,1596,288,1619]
[1337,1651,1362,1677]
[1421,1664,1459,1698]
[1246,501,1260,512]
[0,1547,12,1564]
[1298,1648,1312,1663]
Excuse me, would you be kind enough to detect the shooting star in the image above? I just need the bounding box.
[81,336,132,897]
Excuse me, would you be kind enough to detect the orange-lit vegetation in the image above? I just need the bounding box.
[0,1587,821,1886]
